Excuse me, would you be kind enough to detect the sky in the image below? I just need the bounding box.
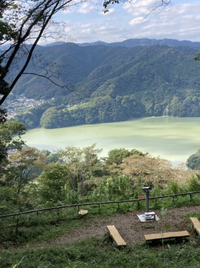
[48,0,200,44]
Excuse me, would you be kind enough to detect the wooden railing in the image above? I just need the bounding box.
[1,190,200,219]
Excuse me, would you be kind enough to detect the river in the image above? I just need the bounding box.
[23,116,200,167]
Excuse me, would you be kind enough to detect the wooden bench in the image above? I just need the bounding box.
[190,217,200,236]
[107,225,126,246]
[144,231,190,243]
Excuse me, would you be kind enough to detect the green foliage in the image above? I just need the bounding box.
[106,148,132,165]
[38,162,69,204]
[188,174,200,192]
[0,120,26,149]
[187,149,200,170]
[106,148,146,165]
[161,207,168,220]
[40,107,74,129]
[55,144,104,196]
[40,107,61,129]
[167,181,181,195]
[0,120,26,172]
[0,186,17,214]
[0,147,50,211]
[92,175,134,200]
[0,0,18,42]
[15,112,39,129]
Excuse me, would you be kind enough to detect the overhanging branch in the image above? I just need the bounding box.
[23,72,74,92]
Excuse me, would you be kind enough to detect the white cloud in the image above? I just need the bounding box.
[123,2,200,41]
[129,16,146,25]
[80,23,92,28]
[52,1,200,44]
[123,0,166,16]
[81,28,91,33]
[77,2,96,14]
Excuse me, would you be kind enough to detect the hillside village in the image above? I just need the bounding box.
[6,96,47,119]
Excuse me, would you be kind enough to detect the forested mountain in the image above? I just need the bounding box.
[8,39,200,129]
[79,38,200,48]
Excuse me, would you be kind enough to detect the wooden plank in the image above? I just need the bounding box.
[190,217,200,236]
[144,231,190,241]
[107,225,126,246]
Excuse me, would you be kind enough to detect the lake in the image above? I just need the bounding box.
[23,116,200,167]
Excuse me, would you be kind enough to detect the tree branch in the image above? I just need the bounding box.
[0,0,75,105]
[23,72,74,92]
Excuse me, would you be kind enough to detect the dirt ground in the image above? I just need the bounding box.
[24,205,200,249]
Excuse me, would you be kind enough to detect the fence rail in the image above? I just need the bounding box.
[1,190,200,219]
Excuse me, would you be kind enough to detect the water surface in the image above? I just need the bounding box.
[24,117,200,166]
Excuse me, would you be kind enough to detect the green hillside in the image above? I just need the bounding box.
[9,41,200,129]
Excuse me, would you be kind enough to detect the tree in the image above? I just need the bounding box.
[120,154,193,189]
[106,148,146,166]
[0,1,18,106]
[38,162,69,204]
[93,174,134,200]
[2,147,48,209]
[103,0,171,12]
[0,0,84,106]
[40,107,73,128]
[0,120,27,211]
[0,120,26,173]
[4,147,49,190]
[187,149,200,170]
[55,144,103,195]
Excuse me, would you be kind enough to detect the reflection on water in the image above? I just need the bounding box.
[24,117,200,167]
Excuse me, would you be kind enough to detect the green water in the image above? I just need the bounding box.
[23,117,200,166]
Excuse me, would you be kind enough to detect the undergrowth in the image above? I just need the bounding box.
[1,237,200,268]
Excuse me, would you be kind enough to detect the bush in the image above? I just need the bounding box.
[188,174,200,192]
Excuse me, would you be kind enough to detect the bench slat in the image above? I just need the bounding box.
[107,225,126,246]
[145,231,190,241]
[190,217,200,236]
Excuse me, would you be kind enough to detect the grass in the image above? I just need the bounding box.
[1,237,200,268]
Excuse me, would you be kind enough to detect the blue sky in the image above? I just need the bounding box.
[44,0,200,44]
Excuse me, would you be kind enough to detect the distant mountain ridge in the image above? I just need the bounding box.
[8,38,200,129]
[46,38,200,48]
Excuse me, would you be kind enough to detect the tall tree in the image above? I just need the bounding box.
[56,144,103,195]
[0,120,26,173]
[5,147,48,192]
[2,147,48,209]
[0,0,83,106]
[38,162,69,204]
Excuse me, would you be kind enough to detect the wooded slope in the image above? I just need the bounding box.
[9,39,200,128]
